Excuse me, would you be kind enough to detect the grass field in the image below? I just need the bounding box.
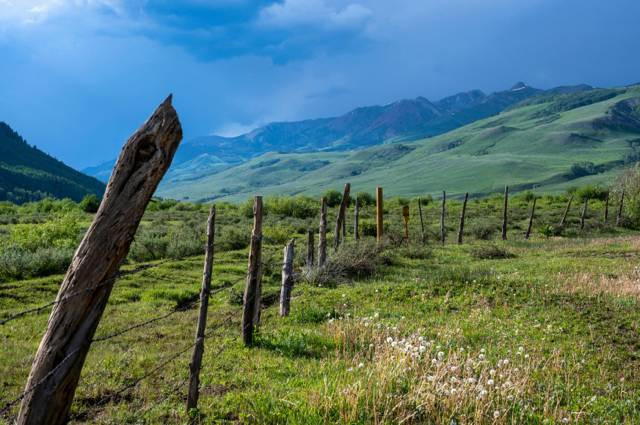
[1,193,639,424]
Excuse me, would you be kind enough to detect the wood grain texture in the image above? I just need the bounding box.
[17,96,182,425]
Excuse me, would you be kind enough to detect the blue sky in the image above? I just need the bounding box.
[1,0,639,168]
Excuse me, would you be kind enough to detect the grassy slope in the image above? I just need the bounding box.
[1,198,640,424]
[157,86,640,202]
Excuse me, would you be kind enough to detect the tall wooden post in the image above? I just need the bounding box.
[501,186,509,240]
[440,191,446,245]
[616,189,625,227]
[457,192,468,244]
[187,205,216,412]
[354,198,359,241]
[318,197,327,267]
[376,187,384,243]
[418,198,426,244]
[525,198,536,240]
[17,96,182,425]
[279,240,295,317]
[306,230,314,269]
[604,193,609,222]
[242,196,263,346]
[402,205,410,242]
[559,194,573,228]
[334,183,351,250]
[580,198,588,230]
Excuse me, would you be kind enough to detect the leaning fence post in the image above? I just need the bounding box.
[604,193,609,222]
[559,194,573,228]
[418,198,426,244]
[457,192,468,244]
[279,240,295,317]
[242,196,263,346]
[440,191,446,245]
[525,198,536,240]
[354,198,360,241]
[376,187,384,244]
[187,205,216,413]
[580,198,588,230]
[318,197,327,268]
[306,229,314,270]
[16,96,182,425]
[616,189,625,227]
[334,183,351,250]
[501,186,509,240]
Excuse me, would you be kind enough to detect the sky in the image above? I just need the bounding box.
[0,0,639,168]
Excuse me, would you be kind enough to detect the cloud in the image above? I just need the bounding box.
[258,0,372,30]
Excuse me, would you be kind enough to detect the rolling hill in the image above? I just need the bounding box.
[0,123,105,203]
[85,83,591,183]
[156,84,640,202]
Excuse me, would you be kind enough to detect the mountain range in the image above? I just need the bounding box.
[0,123,104,204]
[85,82,592,184]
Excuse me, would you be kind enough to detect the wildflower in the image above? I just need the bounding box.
[493,411,500,419]
[478,354,486,361]
[358,362,364,369]
[386,337,394,343]
[524,354,530,359]
[487,379,495,386]
[489,369,496,376]
[437,351,445,360]
[562,418,569,424]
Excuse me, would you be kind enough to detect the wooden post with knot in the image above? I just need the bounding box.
[242,196,263,346]
[440,191,446,245]
[616,189,625,227]
[525,198,536,240]
[402,205,410,242]
[279,240,295,317]
[354,198,360,241]
[559,194,573,228]
[376,187,384,244]
[187,205,216,413]
[418,198,426,244]
[17,96,182,425]
[501,186,509,240]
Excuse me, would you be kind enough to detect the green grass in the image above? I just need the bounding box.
[157,85,640,202]
[1,195,639,424]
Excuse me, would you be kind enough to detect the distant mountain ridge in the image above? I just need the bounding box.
[0,123,104,203]
[156,84,640,202]
[85,82,592,182]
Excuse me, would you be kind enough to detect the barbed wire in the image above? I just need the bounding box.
[0,260,169,326]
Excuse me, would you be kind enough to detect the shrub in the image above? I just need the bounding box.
[468,220,497,240]
[8,214,83,251]
[575,185,608,202]
[0,246,73,282]
[307,240,382,285]
[217,226,250,251]
[323,189,343,207]
[356,192,375,206]
[417,195,433,205]
[265,196,317,219]
[396,242,432,260]
[79,194,100,213]
[470,243,515,260]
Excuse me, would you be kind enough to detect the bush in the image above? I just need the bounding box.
[8,214,83,251]
[468,220,497,240]
[265,196,317,219]
[323,190,343,207]
[217,226,250,251]
[307,240,382,285]
[418,195,433,206]
[470,244,515,260]
[396,242,432,260]
[79,194,100,213]
[0,246,73,282]
[356,192,375,206]
[576,185,608,202]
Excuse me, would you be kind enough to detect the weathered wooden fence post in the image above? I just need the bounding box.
[457,192,468,244]
[353,198,359,241]
[279,239,295,317]
[559,194,573,228]
[17,96,182,425]
[306,229,314,270]
[376,187,384,244]
[580,198,588,230]
[525,198,536,240]
[187,205,216,413]
[501,186,509,240]
[242,196,263,346]
[616,189,625,227]
[402,205,410,242]
[334,183,351,250]
[417,198,426,244]
[604,193,609,222]
[318,197,328,267]
[440,191,446,245]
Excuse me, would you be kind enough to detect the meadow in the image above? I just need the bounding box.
[1,188,639,424]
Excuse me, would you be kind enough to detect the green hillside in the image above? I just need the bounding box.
[0,123,105,203]
[158,85,640,202]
